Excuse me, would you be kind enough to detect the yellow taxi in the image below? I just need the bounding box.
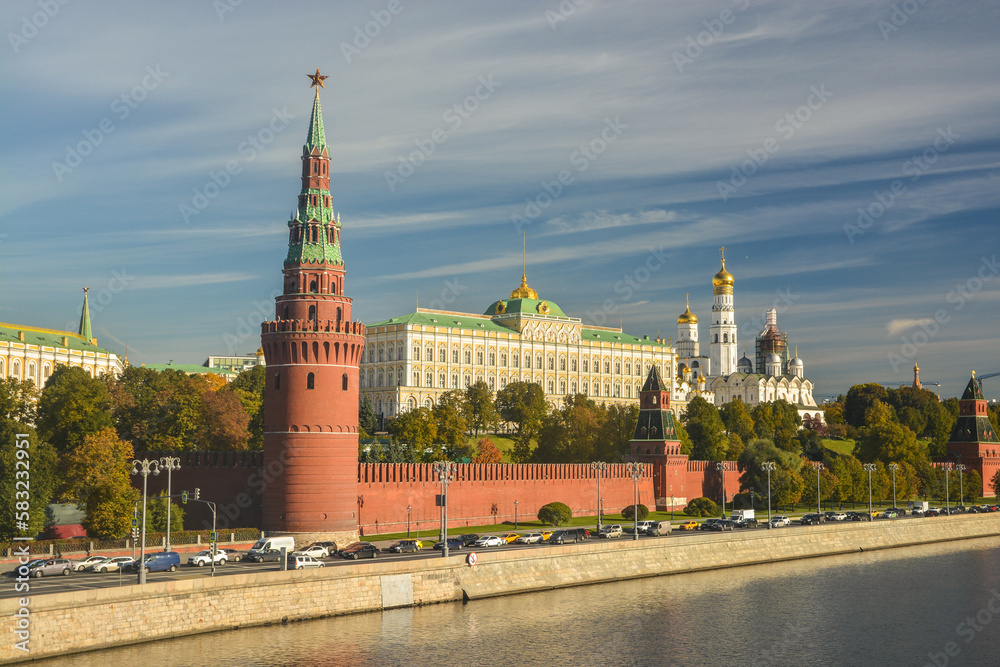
[540,531,553,542]
[678,520,699,531]
[498,532,520,544]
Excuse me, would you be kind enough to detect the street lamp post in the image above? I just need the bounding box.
[626,462,644,541]
[716,462,729,520]
[955,464,967,506]
[591,462,607,533]
[812,462,825,518]
[762,462,776,529]
[407,505,412,538]
[433,461,454,557]
[159,456,181,552]
[944,464,952,515]
[888,463,900,511]
[130,458,161,585]
[863,463,877,521]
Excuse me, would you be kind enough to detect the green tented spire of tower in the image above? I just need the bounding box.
[305,87,326,152]
[78,287,92,341]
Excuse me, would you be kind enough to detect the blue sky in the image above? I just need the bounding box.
[2,0,999,400]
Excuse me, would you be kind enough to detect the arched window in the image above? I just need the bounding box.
[604,361,611,374]
[489,352,495,365]
[571,358,577,372]
[464,374,471,388]
[615,362,621,374]
[359,374,365,389]
[308,305,316,320]
[42,363,50,380]
[378,371,384,386]
[452,349,459,363]
[723,333,728,343]
[500,377,507,389]
[387,345,395,361]
[476,350,484,365]
[378,348,385,362]
[27,362,35,382]
[368,347,375,362]
[614,384,621,397]
[625,384,631,398]
[571,381,577,394]
[368,371,374,387]
[464,350,472,364]
[582,359,589,373]
[547,380,554,393]
[439,373,446,388]
[426,346,433,361]
[274,372,280,390]
[0,359,5,377]
[559,381,566,394]
[439,348,446,362]
[559,357,566,371]
[342,373,348,390]
[452,374,459,388]
[489,376,495,390]
[583,381,589,395]
[407,397,416,411]
[536,354,542,368]
[548,356,555,371]
[413,346,420,361]
[604,383,610,397]
[307,372,315,389]
[501,353,507,367]
[513,353,519,367]
[413,371,420,387]
[714,335,719,343]
[524,355,531,369]
[426,372,433,387]
[310,280,317,293]
[11,360,20,378]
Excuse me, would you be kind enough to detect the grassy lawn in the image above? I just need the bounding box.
[822,438,855,457]
[466,433,533,462]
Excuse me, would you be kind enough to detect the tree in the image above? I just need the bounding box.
[433,390,469,452]
[109,368,209,451]
[855,401,924,466]
[36,366,114,452]
[830,455,866,507]
[0,423,58,541]
[147,492,185,532]
[843,383,888,428]
[622,504,649,520]
[751,400,801,452]
[197,388,250,450]
[596,403,639,462]
[962,470,983,503]
[992,469,1000,500]
[63,427,139,539]
[534,394,604,463]
[388,408,439,454]
[496,381,548,461]
[684,497,720,517]
[737,438,798,498]
[358,396,379,437]
[537,501,572,526]
[684,396,727,461]
[228,365,265,449]
[726,432,745,461]
[772,464,805,509]
[464,381,499,436]
[472,437,503,464]
[720,397,755,445]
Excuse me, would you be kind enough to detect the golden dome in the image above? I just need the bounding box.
[712,249,734,294]
[677,293,698,324]
[510,273,539,300]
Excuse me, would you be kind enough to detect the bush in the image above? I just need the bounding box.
[537,502,572,526]
[684,497,720,517]
[621,504,649,521]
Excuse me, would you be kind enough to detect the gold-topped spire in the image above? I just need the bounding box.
[678,292,698,324]
[712,246,734,294]
[510,232,538,299]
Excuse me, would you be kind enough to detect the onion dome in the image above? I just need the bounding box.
[737,354,753,373]
[712,251,734,294]
[766,352,781,364]
[677,293,698,325]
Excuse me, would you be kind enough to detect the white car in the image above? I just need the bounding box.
[515,533,543,544]
[72,555,107,571]
[218,549,243,562]
[290,555,324,570]
[830,513,847,521]
[90,556,135,573]
[599,524,624,539]
[293,545,329,559]
[187,549,228,567]
[474,535,505,548]
[769,516,790,527]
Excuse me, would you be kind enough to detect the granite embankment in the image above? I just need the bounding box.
[3,514,997,663]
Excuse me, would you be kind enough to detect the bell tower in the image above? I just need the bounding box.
[260,70,366,540]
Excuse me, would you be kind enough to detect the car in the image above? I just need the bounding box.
[882,510,898,519]
[126,552,180,573]
[498,533,520,544]
[823,511,838,521]
[313,541,340,553]
[515,533,543,544]
[799,513,821,525]
[644,521,672,536]
[549,528,586,544]
[625,521,655,534]
[71,555,107,572]
[846,511,865,521]
[25,558,73,578]
[829,513,847,521]
[709,520,736,531]
[247,549,285,563]
[540,531,553,542]
[292,545,329,559]
[217,549,244,562]
[188,549,228,567]
[678,521,700,531]
[699,519,722,531]
[473,535,505,548]
[769,516,790,527]
[339,543,381,559]
[599,524,623,539]
[458,534,480,547]
[432,538,464,550]
[887,507,907,516]
[910,506,926,516]
[91,556,136,573]
[290,554,324,570]
[388,540,422,553]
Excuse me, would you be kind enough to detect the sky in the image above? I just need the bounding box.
[2,0,999,401]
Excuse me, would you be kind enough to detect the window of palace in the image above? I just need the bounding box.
[548,356,554,371]
[452,349,459,363]
[536,354,543,368]
[571,381,577,393]
[464,350,472,364]
[489,377,495,390]
[501,353,507,366]
[426,372,433,387]
[559,357,566,371]
[604,361,611,374]
[412,346,420,361]
[571,358,577,371]
[452,374,459,388]
[513,353,519,367]
[378,348,385,362]
[477,350,484,365]
[582,359,589,372]
[489,352,495,365]
[547,380,554,393]
[464,374,471,388]
[413,371,420,386]
[439,348,446,362]
[615,362,621,374]
[387,345,395,361]
[560,380,566,394]
[439,373,446,388]
[583,381,589,394]
[307,372,315,389]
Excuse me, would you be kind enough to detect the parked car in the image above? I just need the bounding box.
[498,533,520,544]
[599,524,623,539]
[71,555,107,572]
[829,512,847,521]
[290,554,324,570]
[26,558,73,578]
[432,538,464,551]
[549,528,587,544]
[217,549,244,562]
[699,519,722,531]
[515,533,543,544]
[313,541,340,553]
[624,521,654,534]
[388,540,421,553]
[458,534,480,547]
[91,556,136,573]
[127,552,180,573]
[247,549,285,563]
[473,535,505,548]
[799,513,821,525]
[709,520,736,531]
[769,516,790,527]
[292,545,329,559]
[910,506,926,516]
[846,511,865,521]
[187,549,227,567]
[339,543,381,559]
[678,521,700,531]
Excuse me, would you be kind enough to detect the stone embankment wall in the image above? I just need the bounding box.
[3,514,997,663]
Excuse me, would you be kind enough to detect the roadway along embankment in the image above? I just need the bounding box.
[3,514,997,663]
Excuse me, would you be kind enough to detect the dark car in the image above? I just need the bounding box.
[699,519,722,531]
[458,534,480,547]
[799,513,821,525]
[846,512,865,521]
[433,538,464,551]
[548,528,587,544]
[124,552,180,573]
[339,543,381,559]
[709,520,736,531]
[21,558,73,578]
[388,540,421,553]
[247,549,285,563]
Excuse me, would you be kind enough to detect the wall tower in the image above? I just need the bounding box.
[260,70,366,539]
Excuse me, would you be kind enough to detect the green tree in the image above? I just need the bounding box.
[537,501,572,526]
[720,397,755,444]
[991,469,1000,500]
[855,401,924,466]
[109,368,208,451]
[684,396,727,461]
[684,497,719,517]
[534,394,603,462]
[596,403,639,462]
[737,438,799,501]
[962,470,983,503]
[0,423,58,541]
[464,381,499,436]
[771,463,805,508]
[830,455,866,506]
[37,365,114,452]
[496,381,548,462]
[147,492,185,532]
[751,400,802,452]
[388,408,439,454]
[197,388,250,450]
[63,427,139,539]
[674,420,693,456]
[228,365,265,449]
[358,396,379,437]
[622,504,649,520]
[843,383,889,428]
[726,432,746,461]
[433,390,469,451]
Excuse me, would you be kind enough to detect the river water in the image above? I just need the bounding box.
[33,537,1000,666]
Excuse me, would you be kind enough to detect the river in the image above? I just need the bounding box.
[32,537,1000,666]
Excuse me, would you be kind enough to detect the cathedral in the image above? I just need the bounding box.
[674,251,824,424]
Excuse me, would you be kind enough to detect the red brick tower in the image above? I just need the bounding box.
[628,365,685,510]
[260,70,365,538]
[946,373,1000,483]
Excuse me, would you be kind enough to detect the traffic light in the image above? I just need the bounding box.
[181,490,188,504]
[193,488,200,500]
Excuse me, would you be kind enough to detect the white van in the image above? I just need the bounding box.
[248,536,295,556]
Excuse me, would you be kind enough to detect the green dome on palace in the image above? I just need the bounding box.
[484,297,568,318]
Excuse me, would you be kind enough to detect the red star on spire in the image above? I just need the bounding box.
[308,68,328,89]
